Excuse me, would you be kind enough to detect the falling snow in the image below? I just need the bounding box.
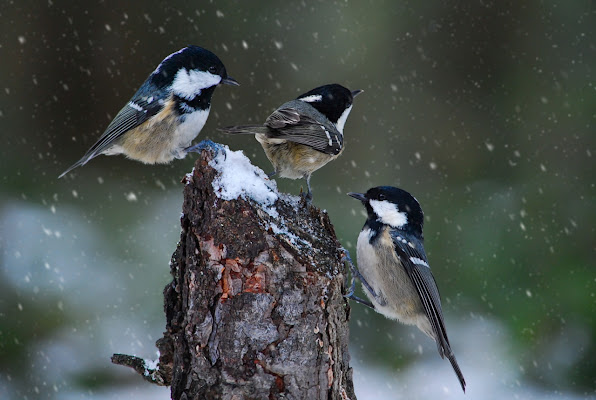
[2,3,593,399]
[125,192,138,202]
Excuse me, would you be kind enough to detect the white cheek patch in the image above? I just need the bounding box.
[335,105,352,134]
[369,199,407,228]
[299,94,323,103]
[172,69,221,100]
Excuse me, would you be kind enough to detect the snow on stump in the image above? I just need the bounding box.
[112,141,356,400]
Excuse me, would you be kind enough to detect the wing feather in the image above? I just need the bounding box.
[391,231,466,391]
[265,108,301,128]
[391,234,449,352]
[263,107,343,155]
[59,95,166,178]
[86,97,163,157]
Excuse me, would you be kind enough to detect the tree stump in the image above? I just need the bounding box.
[113,141,356,400]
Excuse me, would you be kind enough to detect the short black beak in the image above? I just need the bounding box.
[221,76,240,86]
[347,192,366,201]
[351,89,364,98]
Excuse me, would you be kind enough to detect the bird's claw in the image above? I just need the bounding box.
[339,246,377,309]
[339,247,354,265]
[339,247,357,298]
[185,140,227,159]
[302,190,313,204]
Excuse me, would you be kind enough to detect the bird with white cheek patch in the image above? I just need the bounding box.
[219,84,362,202]
[345,186,466,392]
[59,45,239,178]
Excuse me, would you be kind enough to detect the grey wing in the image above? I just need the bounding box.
[391,234,450,356]
[391,232,467,391]
[85,97,163,157]
[58,96,165,178]
[265,107,301,128]
[264,107,343,155]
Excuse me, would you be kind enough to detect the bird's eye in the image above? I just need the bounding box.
[378,194,386,201]
[208,66,218,74]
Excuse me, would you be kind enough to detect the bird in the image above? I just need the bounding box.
[219,84,362,201]
[346,186,466,392]
[59,45,239,178]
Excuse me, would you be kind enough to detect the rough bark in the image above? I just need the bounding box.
[113,142,356,400]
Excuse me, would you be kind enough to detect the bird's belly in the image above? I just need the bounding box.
[118,107,209,164]
[256,137,337,179]
[356,229,425,326]
[171,108,210,156]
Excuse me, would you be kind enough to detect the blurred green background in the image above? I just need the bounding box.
[1,1,594,399]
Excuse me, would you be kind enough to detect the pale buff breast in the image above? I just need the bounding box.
[356,227,433,337]
[118,99,209,164]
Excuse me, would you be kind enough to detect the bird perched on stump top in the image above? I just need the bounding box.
[219,83,362,201]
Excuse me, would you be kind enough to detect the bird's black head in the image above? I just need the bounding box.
[296,84,362,132]
[151,45,239,94]
[348,186,424,236]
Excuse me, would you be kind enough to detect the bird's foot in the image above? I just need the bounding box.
[300,189,313,205]
[185,140,227,159]
[339,247,378,309]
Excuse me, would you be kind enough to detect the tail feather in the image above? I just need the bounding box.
[58,154,94,178]
[447,351,466,392]
[218,125,269,135]
[430,317,466,392]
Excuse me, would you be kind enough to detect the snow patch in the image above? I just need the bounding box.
[144,357,159,371]
[201,144,315,249]
[185,167,195,184]
[210,145,279,213]
[270,222,300,243]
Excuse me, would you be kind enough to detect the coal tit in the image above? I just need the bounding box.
[59,45,239,178]
[346,186,466,392]
[219,84,362,201]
